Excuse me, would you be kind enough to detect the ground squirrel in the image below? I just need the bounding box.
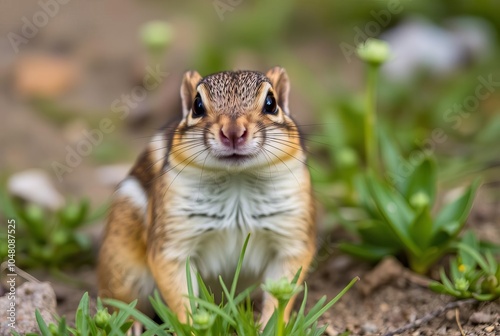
[97,67,316,328]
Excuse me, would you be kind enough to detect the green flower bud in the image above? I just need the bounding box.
[336,147,359,169]
[26,204,45,222]
[481,275,499,292]
[192,311,215,330]
[61,202,80,223]
[49,323,59,336]
[454,278,470,292]
[52,230,69,246]
[95,309,111,329]
[410,192,430,209]
[140,21,173,52]
[262,277,303,302]
[356,38,391,66]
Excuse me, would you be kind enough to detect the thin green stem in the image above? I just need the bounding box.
[275,302,286,336]
[365,64,379,173]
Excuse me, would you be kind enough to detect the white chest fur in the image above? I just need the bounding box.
[161,164,310,279]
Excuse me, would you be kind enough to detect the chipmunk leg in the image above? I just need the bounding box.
[260,251,314,326]
[148,252,198,324]
[98,195,155,317]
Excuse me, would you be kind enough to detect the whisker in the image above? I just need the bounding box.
[259,133,336,148]
[196,151,211,201]
[261,147,301,187]
[263,137,313,156]
[263,142,316,173]
[141,140,206,176]
[161,147,209,200]
[258,145,279,193]
[147,144,206,185]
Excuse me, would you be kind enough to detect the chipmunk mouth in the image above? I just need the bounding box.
[217,153,251,162]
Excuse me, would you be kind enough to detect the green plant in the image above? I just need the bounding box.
[16,293,134,336]
[313,39,481,275]
[429,231,500,301]
[0,188,106,269]
[340,156,480,274]
[356,38,390,174]
[33,236,358,335]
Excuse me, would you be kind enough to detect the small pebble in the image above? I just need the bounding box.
[8,169,64,210]
[437,326,447,335]
[380,302,390,312]
[445,310,455,320]
[324,325,336,336]
[484,325,494,333]
[361,322,378,334]
[469,312,495,324]
[0,282,56,335]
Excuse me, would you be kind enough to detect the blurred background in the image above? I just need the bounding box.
[1,0,500,321]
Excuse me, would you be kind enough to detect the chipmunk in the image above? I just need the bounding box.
[97,67,316,327]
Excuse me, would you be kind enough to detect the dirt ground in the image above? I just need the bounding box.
[1,1,499,335]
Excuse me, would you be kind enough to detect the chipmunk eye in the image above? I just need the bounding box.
[263,93,278,115]
[192,94,205,118]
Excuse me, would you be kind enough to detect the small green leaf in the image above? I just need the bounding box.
[366,175,421,256]
[439,267,456,291]
[472,293,498,301]
[0,188,18,218]
[434,179,480,237]
[456,243,491,274]
[379,131,405,191]
[357,220,402,247]
[403,157,437,206]
[57,318,68,336]
[35,310,51,336]
[75,292,89,335]
[429,281,452,295]
[339,242,397,261]
[353,174,379,217]
[458,231,479,269]
[409,205,433,248]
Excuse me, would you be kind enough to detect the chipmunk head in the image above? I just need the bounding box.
[170,67,303,172]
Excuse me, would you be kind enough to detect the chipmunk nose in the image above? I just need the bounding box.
[220,125,247,149]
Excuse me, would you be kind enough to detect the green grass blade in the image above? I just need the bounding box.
[231,234,251,298]
[305,277,359,326]
[186,257,197,315]
[187,296,236,326]
[35,310,51,336]
[104,299,160,332]
[197,272,214,303]
[149,291,173,324]
[291,267,302,285]
[290,284,308,334]
[456,243,491,273]
[219,275,244,335]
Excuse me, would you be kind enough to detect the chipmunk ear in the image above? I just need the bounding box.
[265,67,290,115]
[180,70,202,117]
